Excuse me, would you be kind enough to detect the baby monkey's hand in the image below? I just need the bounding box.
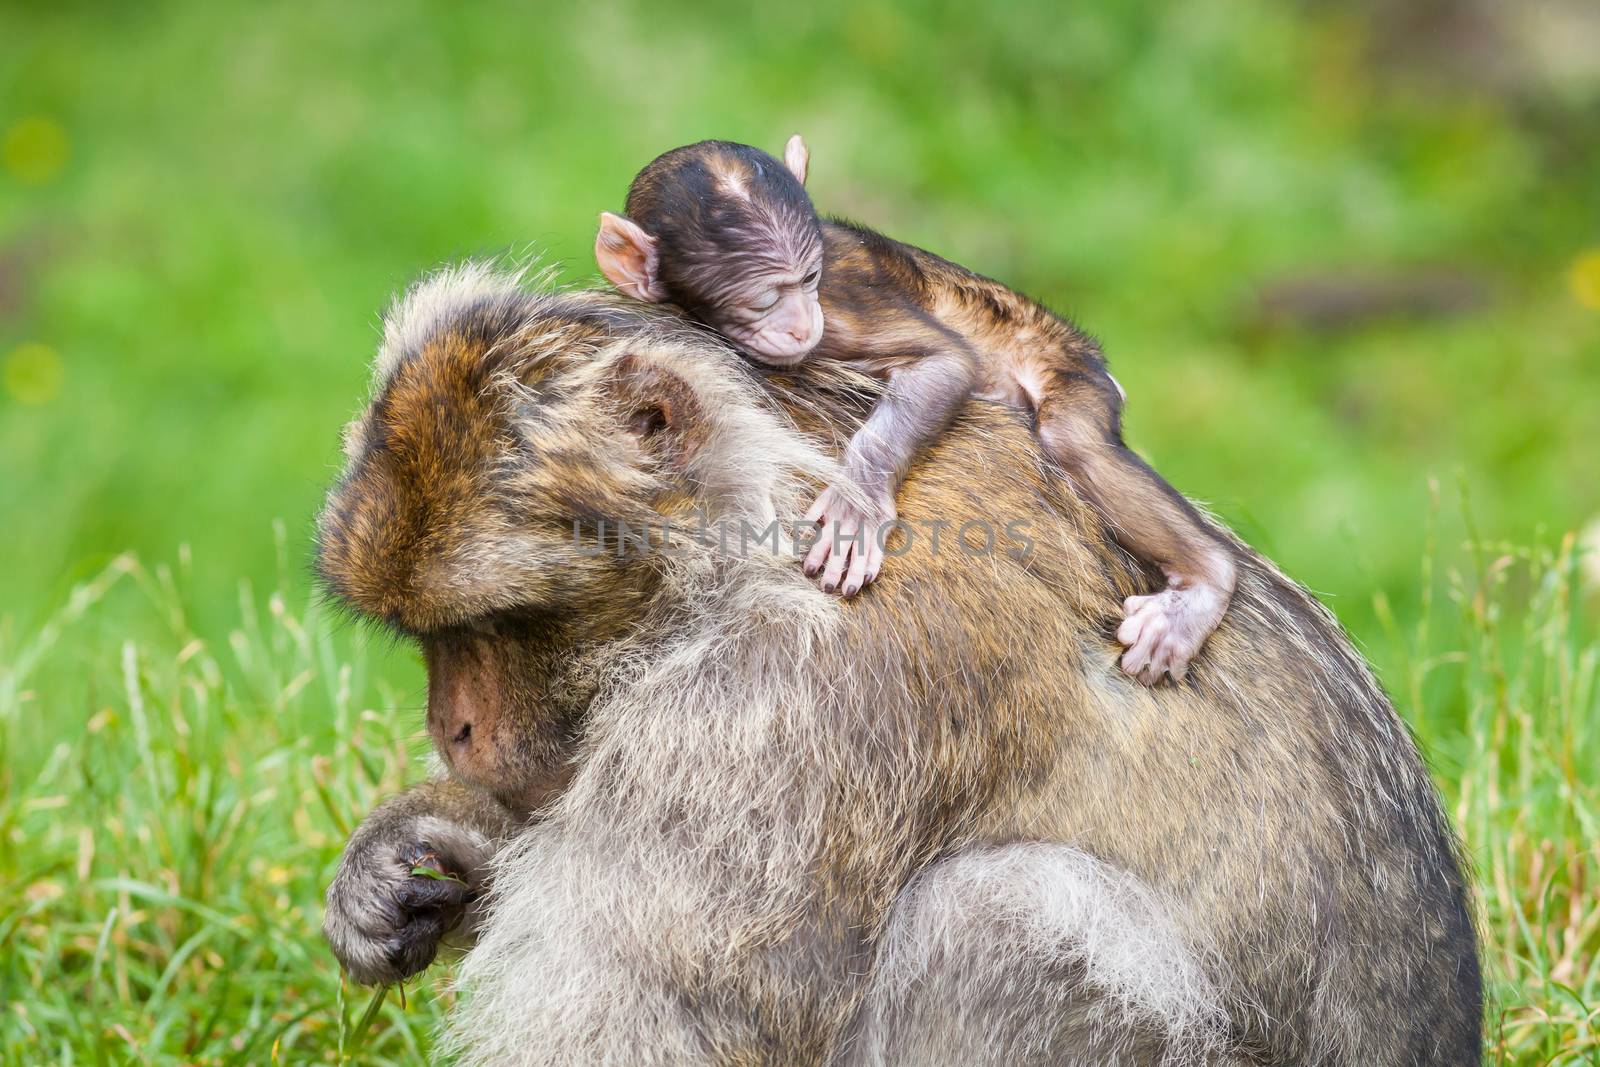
[802,486,896,598]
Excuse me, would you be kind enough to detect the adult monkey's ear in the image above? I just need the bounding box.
[611,353,708,467]
[783,134,809,185]
[596,212,667,303]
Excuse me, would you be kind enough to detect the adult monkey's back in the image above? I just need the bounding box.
[317,266,1481,1065]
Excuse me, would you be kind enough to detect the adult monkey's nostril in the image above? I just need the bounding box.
[451,722,473,746]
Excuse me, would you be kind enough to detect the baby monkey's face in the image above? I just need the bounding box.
[710,250,825,367]
[597,136,827,365]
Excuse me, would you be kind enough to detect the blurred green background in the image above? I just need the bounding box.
[4,0,1598,646]
[2,1,1599,1060]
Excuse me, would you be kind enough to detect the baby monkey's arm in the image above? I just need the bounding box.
[1035,385,1237,684]
[804,334,976,597]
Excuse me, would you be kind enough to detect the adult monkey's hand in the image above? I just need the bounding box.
[324,780,516,984]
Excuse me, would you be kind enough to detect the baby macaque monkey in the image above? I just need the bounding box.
[595,138,1236,684]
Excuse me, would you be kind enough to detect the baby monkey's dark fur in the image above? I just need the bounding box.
[601,139,1237,684]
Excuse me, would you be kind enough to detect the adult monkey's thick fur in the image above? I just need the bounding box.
[318,265,1481,1064]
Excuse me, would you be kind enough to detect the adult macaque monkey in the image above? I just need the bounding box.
[596,137,1233,685]
[319,267,1481,1065]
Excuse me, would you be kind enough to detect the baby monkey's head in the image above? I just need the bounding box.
[596,136,824,366]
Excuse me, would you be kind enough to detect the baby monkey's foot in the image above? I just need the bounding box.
[802,486,895,598]
[1117,583,1228,686]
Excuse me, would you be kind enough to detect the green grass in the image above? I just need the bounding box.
[0,533,447,1064]
[2,527,1597,1063]
[3,0,1598,1061]
[1390,525,1600,1062]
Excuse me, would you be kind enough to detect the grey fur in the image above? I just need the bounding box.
[317,266,1482,1065]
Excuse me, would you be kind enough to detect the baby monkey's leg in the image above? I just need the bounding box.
[1035,389,1236,685]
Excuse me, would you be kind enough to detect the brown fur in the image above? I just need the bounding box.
[618,141,1236,677]
[817,219,1237,635]
[318,269,1480,1064]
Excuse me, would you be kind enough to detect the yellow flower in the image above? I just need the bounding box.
[4,343,64,405]
[1570,250,1600,310]
[3,116,69,185]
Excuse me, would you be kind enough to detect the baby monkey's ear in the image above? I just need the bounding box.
[596,212,667,303]
[783,134,809,185]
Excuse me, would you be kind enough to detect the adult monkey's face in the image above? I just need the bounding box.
[316,272,805,808]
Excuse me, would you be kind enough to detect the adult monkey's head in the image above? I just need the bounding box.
[316,265,839,810]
